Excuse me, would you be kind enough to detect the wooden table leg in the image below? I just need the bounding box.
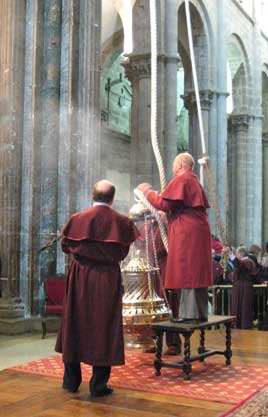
[154,331,163,376]
[224,322,232,365]
[198,327,205,360]
[182,332,192,380]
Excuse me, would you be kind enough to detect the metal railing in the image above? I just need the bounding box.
[210,284,268,320]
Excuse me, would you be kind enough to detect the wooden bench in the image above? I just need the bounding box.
[152,315,235,380]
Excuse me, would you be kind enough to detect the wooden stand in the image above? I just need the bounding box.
[152,315,235,380]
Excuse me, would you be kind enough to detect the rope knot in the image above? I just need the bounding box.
[198,155,209,166]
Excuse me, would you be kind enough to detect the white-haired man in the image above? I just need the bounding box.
[137,152,212,323]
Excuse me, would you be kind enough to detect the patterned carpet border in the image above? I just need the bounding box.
[10,350,268,405]
[219,384,268,417]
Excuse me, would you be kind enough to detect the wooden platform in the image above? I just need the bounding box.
[152,315,235,380]
[0,329,268,417]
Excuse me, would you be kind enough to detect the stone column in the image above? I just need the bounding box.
[263,133,268,245]
[183,90,213,164]
[75,0,102,211]
[39,0,62,283]
[229,114,250,246]
[216,0,228,232]
[123,0,157,191]
[164,0,178,181]
[0,1,26,318]
[246,3,262,245]
[57,0,79,273]
[20,0,44,315]
[124,0,178,191]
[124,55,156,190]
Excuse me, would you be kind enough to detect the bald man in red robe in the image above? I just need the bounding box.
[138,152,212,322]
[55,180,139,397]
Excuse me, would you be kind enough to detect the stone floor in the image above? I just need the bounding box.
[0,333,58,370]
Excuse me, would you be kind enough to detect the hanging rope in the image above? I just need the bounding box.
[133,0,169,254]
[134,189,169,253]
[184,0,228,241]
[184,0,207,185]
[149,0,167,191]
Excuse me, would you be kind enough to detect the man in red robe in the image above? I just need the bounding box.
[137,152,212,322]
[55,180,139,397]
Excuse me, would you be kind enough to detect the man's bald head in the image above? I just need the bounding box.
[173,152,194,176]
[92,180,115,204]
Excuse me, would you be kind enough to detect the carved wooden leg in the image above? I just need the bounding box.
[198,328,205,361]
[224,323,232,365]
[41,318,46,339]
[182,332,192,380]
[154,331,163,376]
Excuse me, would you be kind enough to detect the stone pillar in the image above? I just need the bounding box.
[163,0,178,181]
[39,0,62,283]
[124,55,156,190]
[57,0,79,273]
[263,133,268,245]
[247,115,262,245]
[0,1,26,318]
[183,90,213,164]
[20,0,44,315]
[246,4,262,246]
[229,114,250,246]
[75,0,102,211]
[123,0,157,191]
[216,0,228,233]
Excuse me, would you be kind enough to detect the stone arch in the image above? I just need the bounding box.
[227,34,250,114]
[177,0,214,89]
[101,4,132,136]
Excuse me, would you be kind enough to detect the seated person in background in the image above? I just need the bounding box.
[212,248,234,285]
[223,246,258,329]
[212,247,233,315]
[260,255,268,281]
[211,234,223,255]
[248,244,262,283]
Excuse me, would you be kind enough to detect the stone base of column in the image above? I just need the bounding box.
[0,315,60,335]
[0,297,25,319]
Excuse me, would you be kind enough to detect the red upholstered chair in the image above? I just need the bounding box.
[42,274,66,339]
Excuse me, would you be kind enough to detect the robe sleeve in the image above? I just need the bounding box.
[146,190,183,212]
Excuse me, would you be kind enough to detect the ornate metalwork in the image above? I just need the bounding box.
[121,204,170,349]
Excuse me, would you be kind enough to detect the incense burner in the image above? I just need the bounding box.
[121,203,170,349]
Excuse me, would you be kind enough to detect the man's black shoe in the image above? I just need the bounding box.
[62,383,79,393]
[91,386,114,398]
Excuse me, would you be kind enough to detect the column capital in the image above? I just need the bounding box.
[182,89,214,112]
[263,132,268,143]
[229,114,251,131]
[122,54,151,83]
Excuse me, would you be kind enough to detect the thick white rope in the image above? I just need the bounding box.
[150,0,167,191]
[184,0,207,185]
[134,188,169,253]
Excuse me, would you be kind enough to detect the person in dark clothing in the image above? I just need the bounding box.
[55,180,139,397]
[223,246,258,329]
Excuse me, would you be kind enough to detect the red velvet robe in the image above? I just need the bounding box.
[146,171,212,289]
[55,205,139,366]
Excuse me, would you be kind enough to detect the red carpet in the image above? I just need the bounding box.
[11,350,268,405]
